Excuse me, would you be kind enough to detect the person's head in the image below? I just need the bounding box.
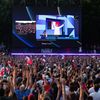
[70,82,75,92]
[2,79,10,96]
[19,84,25,92]
[23,96,28,100]
[28,94,34,100]
[70,93,78,100]
[94,84,99,92]
[87,96,93,100]
[44,93,53,100]
[94,78,100,92]
[43,30,46,34]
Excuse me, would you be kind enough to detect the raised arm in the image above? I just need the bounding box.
[61,78,67,100]
[12,66,17,88]
[56,81,61,100]
[79,84,84,100]
[58,24,64,28]
[25,66,33,88]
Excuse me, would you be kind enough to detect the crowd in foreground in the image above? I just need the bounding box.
[0,54,100,100]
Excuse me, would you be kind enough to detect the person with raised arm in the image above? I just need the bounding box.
[52,21,64,35]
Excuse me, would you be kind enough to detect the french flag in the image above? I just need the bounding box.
[0,67,10,77]
[25,56,33,65]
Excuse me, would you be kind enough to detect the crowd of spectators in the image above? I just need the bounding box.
[0,54,100,100]
[16,23,36,35]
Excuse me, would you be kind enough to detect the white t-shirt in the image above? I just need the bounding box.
[36,80,43,86]
[89,91,100,100]
[89,87,100,94]
[65,85,70,95]
[52,22,64,35]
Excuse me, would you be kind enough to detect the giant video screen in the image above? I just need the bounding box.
[36,15,79,40]
[12,6,81,49]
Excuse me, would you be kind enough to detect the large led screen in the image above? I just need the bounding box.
[36,15,79,40]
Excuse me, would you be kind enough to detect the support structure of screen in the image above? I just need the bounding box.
[36,15,79,40]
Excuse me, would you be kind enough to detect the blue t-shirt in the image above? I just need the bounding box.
[15,89,30,100]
